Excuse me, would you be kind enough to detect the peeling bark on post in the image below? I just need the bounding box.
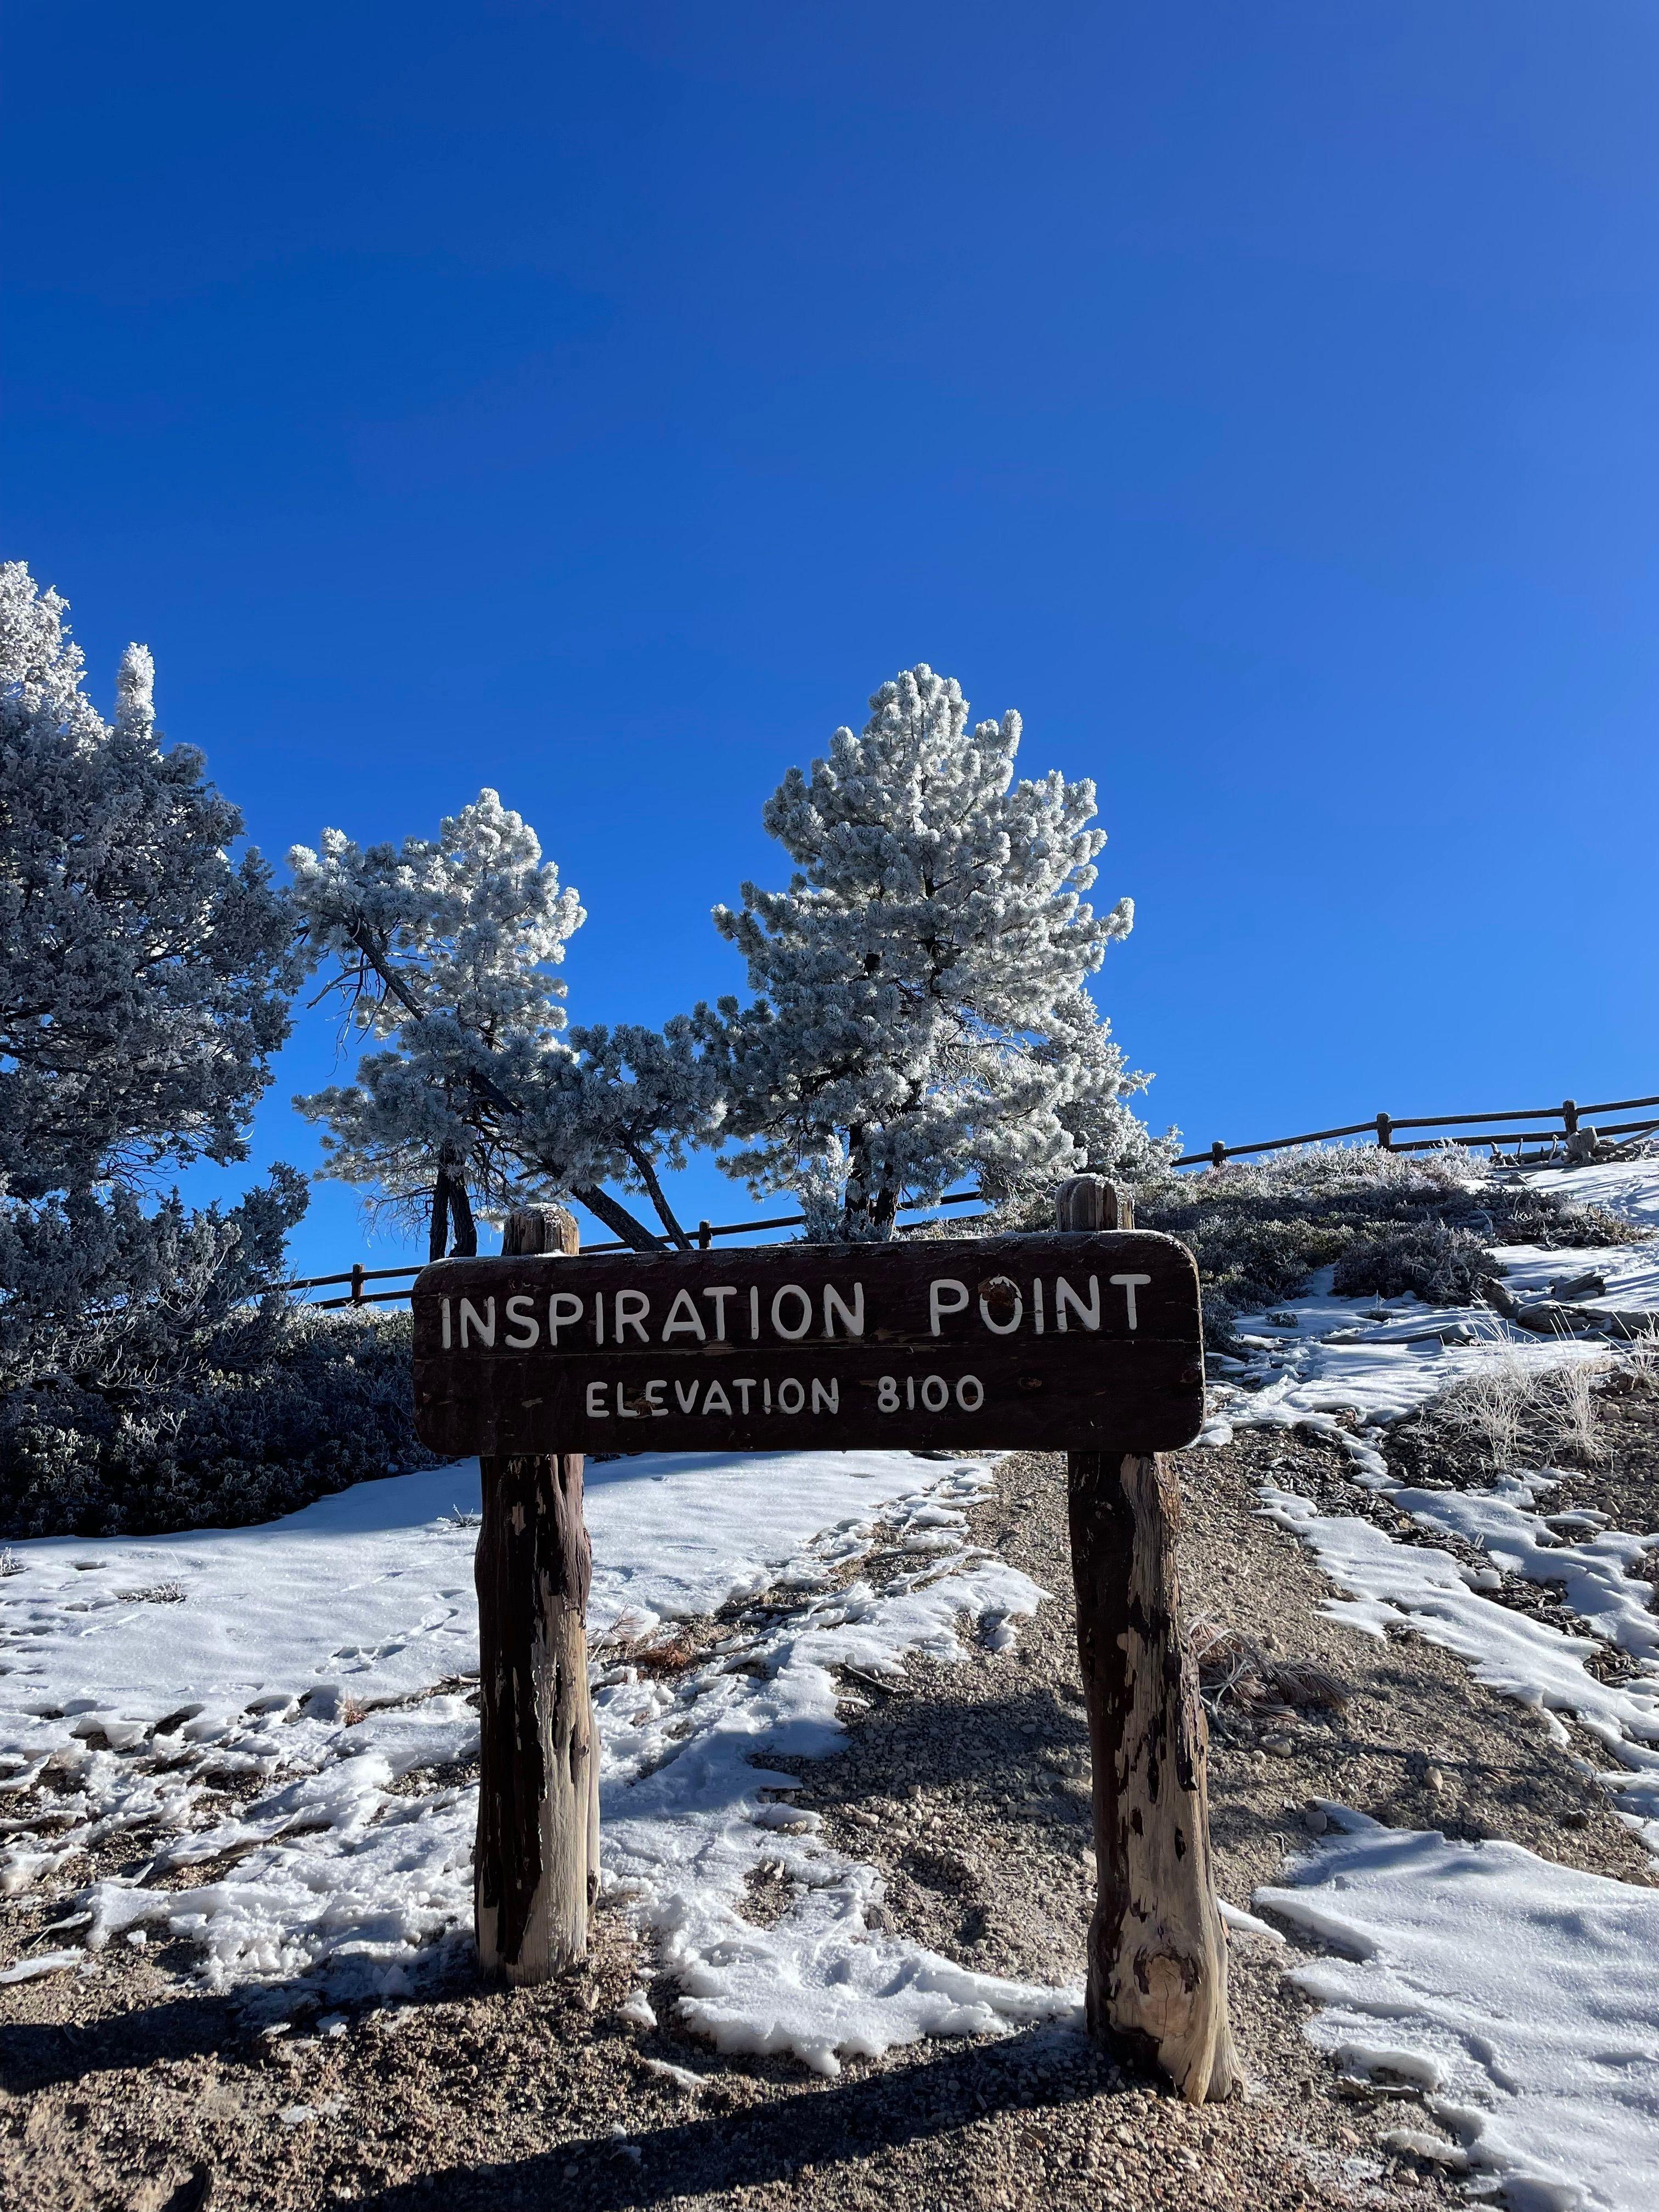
[1056,1174,1236,2103]
[473,1204,596,1983]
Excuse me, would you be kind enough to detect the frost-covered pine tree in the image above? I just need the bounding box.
[0,562,296,1197]
[0,562,305,1431]
[291,794,720,1252]
[701,664,1158,1235]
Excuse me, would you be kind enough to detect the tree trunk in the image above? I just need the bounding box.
[446,1168,478,1258]
[569,1179,669,1252]
[428,1168,451,1262]
[473,1203,597,1982]
[1056,1175,1236,2103]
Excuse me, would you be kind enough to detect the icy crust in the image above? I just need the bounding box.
[1256,1813,1659,2212]
[1,1447,1070,2067]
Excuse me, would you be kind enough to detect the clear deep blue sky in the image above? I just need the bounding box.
[5,3,1655,1277]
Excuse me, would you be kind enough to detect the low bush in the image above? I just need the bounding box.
[1124,1144,1645,1348]
[0,1307,436,1540]
[1331,1221,1493,1305]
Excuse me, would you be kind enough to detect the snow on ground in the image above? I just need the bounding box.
[6,1150,1659,2159]
[1256,1812,1659,2212]
[1207,1155,1659,1437]
[1215,1156,1659,2207]
[0,1447,1071,2066]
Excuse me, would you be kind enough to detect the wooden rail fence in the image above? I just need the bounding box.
[279,1087,1658,1310]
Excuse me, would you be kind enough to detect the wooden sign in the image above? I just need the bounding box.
[411,1231,1204,1458]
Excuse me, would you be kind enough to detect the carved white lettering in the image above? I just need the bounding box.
[459,1296,495,1348]
[615,1290,651,1343]
[547,1290,584,1344]
[702,1285,737,1339]
[674,1380,699,1413]
[661,1288,706,1341]
[702,1380,732,1415]
[811,1378,839,1413]
[929,1278,969,1335]
[504,1294,539,1349]
[823,1282,865,1337]
[1110,1272,1152,1330]
[771,1284,812,1339]
[778,1377,805,1414]
[586,1380,610,1417]
[1055,1275,1100,1332]
[978,1277,1024,1335]
[645,1380,667,1415]
[441,1297,452,1350]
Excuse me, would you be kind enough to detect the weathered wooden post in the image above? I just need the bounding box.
[1056,1175,1236,2104]
[473,1203,599,1983]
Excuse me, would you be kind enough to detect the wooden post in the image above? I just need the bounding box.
[1376,1112,1393,1150]
[1056,1175,1236,2103]
[473,1203,598,1983]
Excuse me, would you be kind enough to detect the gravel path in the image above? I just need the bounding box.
[3,1415,1653,2212]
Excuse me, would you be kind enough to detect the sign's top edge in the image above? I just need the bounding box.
[411,1228,1195,1293]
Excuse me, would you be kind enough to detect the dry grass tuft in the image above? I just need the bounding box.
[1189,1618,1348,1719]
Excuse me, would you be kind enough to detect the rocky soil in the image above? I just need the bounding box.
[3,1406,1655,2212]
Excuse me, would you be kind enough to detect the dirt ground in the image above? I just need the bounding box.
[3,1411,1654,2212]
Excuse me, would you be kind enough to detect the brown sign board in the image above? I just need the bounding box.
[411,1232,1205,1458]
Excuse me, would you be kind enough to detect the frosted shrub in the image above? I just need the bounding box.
[1331,1221,1494,1305]
[1135,1142,1641,1348]
[0,1308,435,1541]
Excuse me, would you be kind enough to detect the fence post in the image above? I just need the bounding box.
[350,1262,365,1305]
[1056,1175,1235,2103]
[1376,1113,1393,1150]
[473,1203,597,1984]
[1562,1099,1579,1136]
[698,1220,713,1250]
[1209,1141,1226,1170]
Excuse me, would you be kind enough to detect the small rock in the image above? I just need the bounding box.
[1423,1766,1446,1795]
[1303,1804,1328,1836]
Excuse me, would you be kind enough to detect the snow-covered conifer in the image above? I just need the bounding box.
[0,562,308,1451]
[0,562,296,1197]
[702,664,1153,1234]
[291,794,720,1251]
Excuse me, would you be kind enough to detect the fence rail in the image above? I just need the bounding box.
[279,1087,1658,1308]
[1170,1091,1659,1170]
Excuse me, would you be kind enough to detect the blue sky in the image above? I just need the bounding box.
[5,3,1655,1278]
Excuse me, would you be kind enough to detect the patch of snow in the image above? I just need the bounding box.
[1256,1812,1659,2212]
[0,1947,82,1983]
[1256,1486,1659,1848]
[2,1447,1071,2069]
